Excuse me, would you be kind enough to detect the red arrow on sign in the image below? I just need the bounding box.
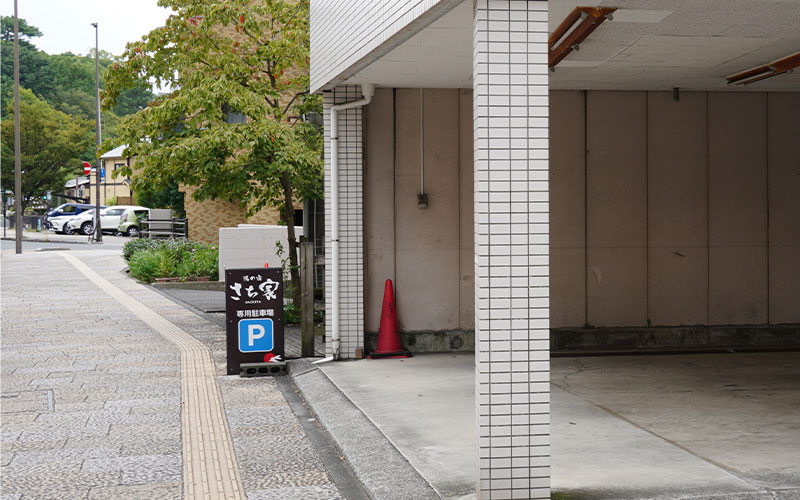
[83,161,92,175]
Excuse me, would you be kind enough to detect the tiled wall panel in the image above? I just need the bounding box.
[473,1,550,498]
[324,86,365,359]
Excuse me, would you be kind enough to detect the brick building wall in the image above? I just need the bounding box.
[182,185,292,244]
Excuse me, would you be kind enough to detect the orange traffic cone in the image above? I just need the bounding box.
[368,279,411,359]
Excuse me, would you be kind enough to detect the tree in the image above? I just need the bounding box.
[1,89,93,212]
[0,16,42,44]
[0,17,155,126]
[104,0,321,305]
[133,177,186,219]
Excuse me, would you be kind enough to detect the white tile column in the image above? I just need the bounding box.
[323,85,365,359]
[473,1,550,499]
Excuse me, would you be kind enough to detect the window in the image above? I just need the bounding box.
[222,104,246,124]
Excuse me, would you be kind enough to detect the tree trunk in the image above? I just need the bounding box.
[280,171,302,306]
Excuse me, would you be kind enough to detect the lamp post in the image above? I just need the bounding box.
[91,22,102,242]
[13,0,22,253]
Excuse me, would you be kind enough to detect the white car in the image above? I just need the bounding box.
[66,205,149,236]
[45,203,102,234]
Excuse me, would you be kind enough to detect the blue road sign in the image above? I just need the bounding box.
[238,318,274,353]
[100,167,105,180]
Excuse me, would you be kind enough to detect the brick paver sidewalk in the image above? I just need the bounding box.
[1,249,341,500]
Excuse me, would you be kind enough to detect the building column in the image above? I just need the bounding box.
[473,1,550,499]
[323,85,365,359]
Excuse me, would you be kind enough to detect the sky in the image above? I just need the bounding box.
[1,0,171,57]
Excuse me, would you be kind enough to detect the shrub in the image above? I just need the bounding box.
[128,247,177,283]
[284,303,300,325]
[124,239,218,283]
[122,238,160,261]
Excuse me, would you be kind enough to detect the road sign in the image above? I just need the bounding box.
[100,167,105,180]
[238,318,274,352]
[225,267,285,375]
[83,162,91,175]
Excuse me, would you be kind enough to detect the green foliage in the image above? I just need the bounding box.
[284,303,300,326]
[125,239,218,283]
[129,247,178,283]
[0,17,154,129]
[103,0,321,305]
[133,177,186,219]
[0,16,42,44]
[0,89,93,211]
[122,237,161,261]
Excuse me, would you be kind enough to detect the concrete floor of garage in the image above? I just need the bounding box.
[306,351,800,500]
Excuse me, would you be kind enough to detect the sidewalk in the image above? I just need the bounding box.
[1,249,342,499]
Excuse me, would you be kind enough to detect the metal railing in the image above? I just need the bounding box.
[139,217,188,239]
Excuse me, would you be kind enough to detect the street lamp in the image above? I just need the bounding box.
[13,0,22,253]
[91,22,102,242]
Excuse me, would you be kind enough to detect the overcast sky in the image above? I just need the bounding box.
[1,0,170,57]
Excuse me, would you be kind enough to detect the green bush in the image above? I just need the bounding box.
[128,247,177,283]
[284,303,300,325]
[125,239,218,283]
[122,238,160,261]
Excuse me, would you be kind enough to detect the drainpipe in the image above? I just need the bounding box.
[326,83,375,362]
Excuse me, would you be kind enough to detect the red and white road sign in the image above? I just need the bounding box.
[83,161,92,175]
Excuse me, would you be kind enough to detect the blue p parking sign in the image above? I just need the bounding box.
[226,267,284,375]
[238,318,274,353]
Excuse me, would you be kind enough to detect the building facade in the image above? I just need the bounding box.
[310,1,800,498]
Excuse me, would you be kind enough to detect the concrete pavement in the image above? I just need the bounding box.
[297,352,800,500]
[1,249,343,499]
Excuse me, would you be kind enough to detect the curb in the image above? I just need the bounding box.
[152,281,225,291]
[1,236,90,245]
[287,359,441,500]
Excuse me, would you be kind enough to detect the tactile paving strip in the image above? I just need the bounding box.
[62,253,245,500]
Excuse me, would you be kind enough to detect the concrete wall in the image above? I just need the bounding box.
[364,89,800,333]
[218,225,300,281]
[551,90,799,328]
[364,88,473,333]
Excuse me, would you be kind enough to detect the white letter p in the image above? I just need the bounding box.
[248,324,266,346]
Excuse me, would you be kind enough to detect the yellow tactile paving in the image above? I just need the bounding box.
[61,253,245,500]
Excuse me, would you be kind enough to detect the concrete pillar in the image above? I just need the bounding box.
[323,85,365,359]
[473,1,550,499]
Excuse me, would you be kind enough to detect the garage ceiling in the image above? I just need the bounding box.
[347,0,800,91]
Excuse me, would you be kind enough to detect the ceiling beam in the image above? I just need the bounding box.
[727,51,800,85]
[549,7,617,70]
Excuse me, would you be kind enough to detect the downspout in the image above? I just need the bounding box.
[322,83,375,362]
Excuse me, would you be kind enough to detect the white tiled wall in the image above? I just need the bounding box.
[323,86,365,359]
[473,1,550,498]
[310,0,442,92]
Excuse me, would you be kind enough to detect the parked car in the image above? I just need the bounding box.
[44,203,102,234]
[117,207,150,237]
[66,205,148,236]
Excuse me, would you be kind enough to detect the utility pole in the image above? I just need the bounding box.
[91,22,102,242]
[13,0,22,254]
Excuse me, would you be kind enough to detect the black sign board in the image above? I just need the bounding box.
[225,267,285,375]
